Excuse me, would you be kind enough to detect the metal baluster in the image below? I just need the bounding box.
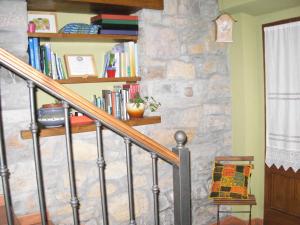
[63,101,79,225]
[95,121,109,225]
[172,131,191,225]
[0,91,14,225]
[28,81,47,225]
[124,137,136,225]
[151,153,160,225]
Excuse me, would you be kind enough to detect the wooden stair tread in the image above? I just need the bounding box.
[0,195,4,207]
[0,205,21,225]
[32,223,54,225]
[213,194,257,205]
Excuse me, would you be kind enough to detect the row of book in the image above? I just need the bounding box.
[93,83,140,120]
[102,42,139,78]
[28,38,67,80]
[91,14,138,36]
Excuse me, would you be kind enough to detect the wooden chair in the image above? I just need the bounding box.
[212,156,257,225]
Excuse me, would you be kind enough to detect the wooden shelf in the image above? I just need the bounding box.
[27,0,163,14]
[28,32,138,42]
[20,116,161,139]
[56,76,141,84]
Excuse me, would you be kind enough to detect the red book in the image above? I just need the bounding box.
[111,92,116,117]
[91,14,138,22]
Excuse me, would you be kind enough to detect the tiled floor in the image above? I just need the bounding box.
[210,216,263,225]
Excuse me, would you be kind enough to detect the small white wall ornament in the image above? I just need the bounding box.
[214,13,236,42]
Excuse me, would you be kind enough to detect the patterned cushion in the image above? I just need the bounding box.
[210,162,252,199]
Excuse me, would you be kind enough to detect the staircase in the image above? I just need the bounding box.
[0,195,54,225]
[0,48,192,225]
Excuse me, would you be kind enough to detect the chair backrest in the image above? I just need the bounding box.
[215,156,254,168]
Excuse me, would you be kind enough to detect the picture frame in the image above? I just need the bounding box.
[28,11,58,33]
[64,55,97,77]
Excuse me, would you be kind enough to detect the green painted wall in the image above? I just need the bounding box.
[227,5,300,220]
[36,12,121,107]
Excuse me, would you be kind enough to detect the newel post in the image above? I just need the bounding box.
[172,130,191,225]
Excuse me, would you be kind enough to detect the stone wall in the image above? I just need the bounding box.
[0,0,231,224]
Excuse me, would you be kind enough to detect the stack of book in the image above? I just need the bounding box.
[93,83,140,120]
[28,38,67,80]
[102,42,139,78]
[91,14,138,36]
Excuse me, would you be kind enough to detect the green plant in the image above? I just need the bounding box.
[129,93,161,112]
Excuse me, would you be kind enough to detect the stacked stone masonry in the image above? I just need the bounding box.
[0,0,231,224]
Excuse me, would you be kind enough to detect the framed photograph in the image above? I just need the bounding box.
[28,11,58,33]
[64,55,97,77]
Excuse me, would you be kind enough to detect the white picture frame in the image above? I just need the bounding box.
[64,55,97,77]
[28,11,58,33]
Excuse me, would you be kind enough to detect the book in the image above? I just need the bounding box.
[134,43,139,76]
[44,43,52,77]
[28,38,35,68]
[102,90,112,115]
[96,23,138,30]
[32,38,41,71]
[96,19,138,25]
[40,45,45,74]
[58,57,67,79]
[124,42,130,76]
[128,41,136,77]
[121,89,129,120]
[55,54,62,79]
[115,92,122,119]
[50,51,58,80]
[99,29,138,36]
[91,14,138,22]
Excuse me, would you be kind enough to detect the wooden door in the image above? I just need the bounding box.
[263,17,300,225]
[264,165,300,225]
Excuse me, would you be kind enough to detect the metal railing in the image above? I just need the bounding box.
[0,48,191,225]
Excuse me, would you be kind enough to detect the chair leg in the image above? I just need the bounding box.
[249,205,252,225]
[217,205,220,225]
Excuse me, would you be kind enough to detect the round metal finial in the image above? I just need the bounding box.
[174,130,187,148]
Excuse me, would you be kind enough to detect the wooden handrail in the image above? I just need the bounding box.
[0,48,179,166]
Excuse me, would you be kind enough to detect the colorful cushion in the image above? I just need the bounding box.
[210,162,252,199]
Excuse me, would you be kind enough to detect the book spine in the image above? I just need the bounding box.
[99,29,138,35]
[120,52,126,77]
[134,43,139,77]
[51,51,58,79]
[106,93,112,115]
[91,14,138,22]
[102,90,112,114]
[129,41,136,77]
[115,92,121,119]
[125,90,129,120]
[58,57,67,79]
[32,38,41,71]
[121,89,129,120]
[44,43,52,77]
[28,38,35,68]
[40,46,45,74]
[111,92,116,117]
[96,19,138,25]
[124,43,130,77]
[55,54,62,80]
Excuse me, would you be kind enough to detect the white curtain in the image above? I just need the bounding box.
[265,21,300,171]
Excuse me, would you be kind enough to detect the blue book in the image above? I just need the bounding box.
[28,38,35,68]
[32,38,41,71]
[44,43,52,76]
[99,29,138,36]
